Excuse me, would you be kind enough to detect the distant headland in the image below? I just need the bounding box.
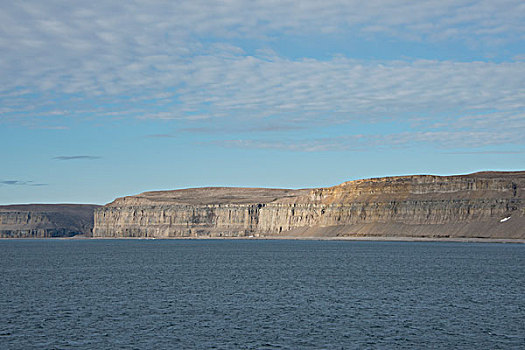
[1,171,524,240]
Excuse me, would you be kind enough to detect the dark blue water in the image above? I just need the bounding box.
[0,240,524,349]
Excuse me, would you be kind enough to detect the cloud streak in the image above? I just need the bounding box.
[2,1,522,50]
[213,114,525,152]
[145,134,177,139]
[0,180,47,186]
[146,123,308,137]
[444,151,525,155]
[53,155,101,161]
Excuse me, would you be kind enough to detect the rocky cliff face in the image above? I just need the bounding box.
[93,171,525,239]
[0,204,100,238]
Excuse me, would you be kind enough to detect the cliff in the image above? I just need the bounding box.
[93,171,525,239]
[0,204,100,238]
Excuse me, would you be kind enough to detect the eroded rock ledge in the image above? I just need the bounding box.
[0,204,100,238]
[93,171,525,239]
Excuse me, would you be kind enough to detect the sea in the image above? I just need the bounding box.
[0,239,524,349]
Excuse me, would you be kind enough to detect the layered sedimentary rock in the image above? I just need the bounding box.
[0,204,100,238]
[93,171,525,239]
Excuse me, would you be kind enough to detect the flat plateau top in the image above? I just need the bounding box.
[106,171,525,206]
[0,204,100,212]
[123,187,310,205]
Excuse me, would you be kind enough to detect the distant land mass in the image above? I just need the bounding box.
[93,171,524,240]
[0,204,100,238]
[1,171,523,240]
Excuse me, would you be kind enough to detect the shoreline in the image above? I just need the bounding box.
[2,236,524,244]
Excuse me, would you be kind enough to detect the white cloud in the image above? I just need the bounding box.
[1,1,523,96]
[1,1,522,72]
[212,109,525,151]
[215,124,525,152]
[0,1,523,151]
[1,49,524,130]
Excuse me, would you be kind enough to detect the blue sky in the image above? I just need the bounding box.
[1,0,524,204]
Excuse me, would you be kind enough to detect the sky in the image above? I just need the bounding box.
[1,0,524,205]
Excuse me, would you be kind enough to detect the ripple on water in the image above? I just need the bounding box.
[0,239,524,349]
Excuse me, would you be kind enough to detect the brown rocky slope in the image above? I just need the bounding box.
[93,171,525,239]
[0,204,100,238]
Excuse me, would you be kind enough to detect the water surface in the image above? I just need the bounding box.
[1,239,524,349]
